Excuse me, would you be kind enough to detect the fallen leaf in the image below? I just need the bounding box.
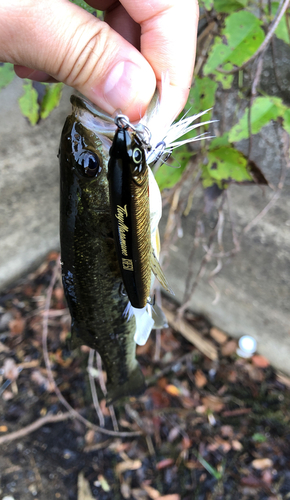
[0,425,8,432]
[180,396,195,408]
[221,340,238,356]
[77,471,95,500]
[115,459,142,475]
[142,484,160,499]
[194,370,207,388]
[158,495,180,500]
[84,430,95,446]
[165,384,180,397]
[156,458,174,470]
[98,474,110,492]
[210,327,228,344]
[232,440,243,451]
[220,425,233,438]
[3,358,19,381]
[251,458,273,470]
[202,395,225,412]
[8,317,25,336]
[276,372,290,389]
[251,355,270,368]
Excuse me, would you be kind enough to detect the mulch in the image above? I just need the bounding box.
[0,252,290,500]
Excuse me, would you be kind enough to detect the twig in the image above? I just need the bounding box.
[42,259,141,438]
[164,307,218,361]
[88,349,105,427]
[0,412,71,445]
[216,0,290,75]
[96,352,119,432]
[125,404,155,456]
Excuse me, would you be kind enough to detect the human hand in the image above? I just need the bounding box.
[0,0,198,121]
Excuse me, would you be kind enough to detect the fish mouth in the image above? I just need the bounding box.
[70,95,116,140]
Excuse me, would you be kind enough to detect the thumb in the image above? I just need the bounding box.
[0,0,156,120]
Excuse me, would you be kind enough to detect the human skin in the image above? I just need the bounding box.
[0,0,199,121]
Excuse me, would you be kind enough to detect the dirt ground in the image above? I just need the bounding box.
[0,253,290,500]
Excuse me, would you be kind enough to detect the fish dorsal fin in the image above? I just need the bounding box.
[151,249,174,295]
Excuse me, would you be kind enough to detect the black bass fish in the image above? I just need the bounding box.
[59,86,212,403]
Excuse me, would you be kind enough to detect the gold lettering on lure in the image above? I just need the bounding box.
[115,205,129,258]
[122,258,134,271]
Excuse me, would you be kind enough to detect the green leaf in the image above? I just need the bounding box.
[228,96,286,142]
[282,108,290,135]
[184,77,218,134]
[202,0,214,10]
[214,0,248,14]
[252,433,267,443]
[155,151,192,191]
[207,146,252,184]
[204,11,265,74]
[269,2,290,44]
[69,0,96,14]
[40,83,63,119]
[0,63,15,89]
[209,133,230,149]
[212,63,234,89]
[18,81,39,126]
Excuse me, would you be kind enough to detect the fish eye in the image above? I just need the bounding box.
[81,152,102,178]
[132,147,142,164]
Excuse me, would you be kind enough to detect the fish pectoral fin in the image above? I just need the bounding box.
[150,249,174,295]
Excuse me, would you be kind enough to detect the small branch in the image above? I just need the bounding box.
[164,307,218,361]
[0,412,71,445]
[88,349,105,427]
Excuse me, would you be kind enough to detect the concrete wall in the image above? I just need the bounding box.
[0,76,289,374]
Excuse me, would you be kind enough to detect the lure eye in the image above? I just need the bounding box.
[81,152,101,178]
[132,147,143,164]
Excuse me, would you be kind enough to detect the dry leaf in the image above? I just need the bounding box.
[156,458,174,470]
[8,317,25,336]
[97,475,110,492]
[142,484,160,500]
[221,340,238,356]
[194,370,207,388]
[251,458,273,470]
[220,425,233,438]
[115,459,142,475]
[251,355,270,368]
[158,495,180,500]
[77,471,95,500]
[165,384,180,397]
[202,395,224,412]
[3,358,19,381]
[276,372,290,388]
[210,327,228,344]
[84,430,95,446]
[0,425,8,432]
[232,440,243,451]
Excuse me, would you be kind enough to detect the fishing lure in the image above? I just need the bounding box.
[108,114,172,311]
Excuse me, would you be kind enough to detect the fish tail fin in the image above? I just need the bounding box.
[150,249,174,296]
[106,364,146,405]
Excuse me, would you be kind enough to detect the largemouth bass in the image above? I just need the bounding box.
[60,85,212,403]
[59,95,148,404]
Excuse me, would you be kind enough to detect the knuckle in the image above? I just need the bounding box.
[59,21,112,88]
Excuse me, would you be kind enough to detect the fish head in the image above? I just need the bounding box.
[60,95,116,211]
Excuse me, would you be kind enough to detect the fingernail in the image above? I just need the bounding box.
[103,61,142,111]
